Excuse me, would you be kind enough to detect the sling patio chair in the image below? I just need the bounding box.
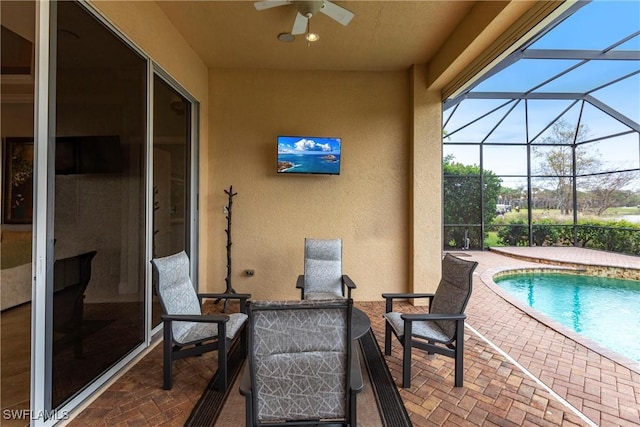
[151,251,250,391]
[296,238,357,300]
[382,253,478,388]
[239,299,363,426]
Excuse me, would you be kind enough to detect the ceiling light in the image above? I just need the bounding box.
[305,14,319,44]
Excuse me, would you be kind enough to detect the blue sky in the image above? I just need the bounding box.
[443,0,640,187]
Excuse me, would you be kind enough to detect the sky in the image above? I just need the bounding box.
[443,0,640,186]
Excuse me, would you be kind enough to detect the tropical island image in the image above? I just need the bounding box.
[277,136,341,174]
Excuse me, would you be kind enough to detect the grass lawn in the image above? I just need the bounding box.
[484,231,502,247]
[603,206,640,216]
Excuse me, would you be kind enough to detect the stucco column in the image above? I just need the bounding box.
[410,64,442,302]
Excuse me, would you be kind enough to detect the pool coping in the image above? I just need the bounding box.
[480,266,640,375]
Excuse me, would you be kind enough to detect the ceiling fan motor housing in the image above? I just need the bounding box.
[296,0,323,18]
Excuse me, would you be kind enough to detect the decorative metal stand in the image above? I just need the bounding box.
[217,185,237,312]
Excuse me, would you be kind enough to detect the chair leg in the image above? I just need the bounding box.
[241,325,248,358]
[454,321,465,387]
[402,321,413,388]
[245,394,253,427]
[384,322,392,355]
[349,389,357,427]
[163,322,173,390]
[402,340,412,388]
[217,336,227,391]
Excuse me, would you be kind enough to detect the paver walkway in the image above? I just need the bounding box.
[460,250,639,426]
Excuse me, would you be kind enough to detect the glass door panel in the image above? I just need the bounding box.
[1,1,35,424]
[152,75,191,328]
[51,1,146,407]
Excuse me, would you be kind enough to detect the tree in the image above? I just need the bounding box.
[581,173,638,215]
[443,155,502,248]
[532,119,594,214]
[532,119,638,216]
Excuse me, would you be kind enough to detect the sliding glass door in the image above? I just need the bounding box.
[151,75,193,328]
[1,1,35,424]
[21,1,198,422]
[50,0,147,408]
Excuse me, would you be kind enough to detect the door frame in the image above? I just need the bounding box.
[30,2,200,424]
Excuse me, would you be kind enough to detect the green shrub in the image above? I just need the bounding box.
[496,218,528,246]
[576,220,640,255]
[493,217,640,255]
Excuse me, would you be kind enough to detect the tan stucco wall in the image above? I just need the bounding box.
[410,65,444,302]
[90,2,446,301]
[207,68,440,301]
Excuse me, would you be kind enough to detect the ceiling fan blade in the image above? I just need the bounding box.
[291,12,308,35]
[319,1,354,26]
[254,1,291,11]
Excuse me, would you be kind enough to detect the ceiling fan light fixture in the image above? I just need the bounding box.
[305,14,319,43]
[254,0,354,41]
[305,32,319,42]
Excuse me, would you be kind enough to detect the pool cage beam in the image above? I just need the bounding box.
[443,94,639,250]
[442,3,640,251]
[525,100,533,247]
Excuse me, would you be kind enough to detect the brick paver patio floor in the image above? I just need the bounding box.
[66,248,639,426]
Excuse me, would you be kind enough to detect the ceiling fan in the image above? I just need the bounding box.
[254,0,354,38]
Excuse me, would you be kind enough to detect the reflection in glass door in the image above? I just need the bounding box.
[0,1,35,423]
[51,1,147,408]
[152,75,192,328]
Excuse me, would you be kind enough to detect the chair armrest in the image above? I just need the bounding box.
[296,275,305,299]
[342,275,357,289]
[382,293,434,299]
[199,293,251,313]
[161,314,230,323]
[350,342,364,394]
[382,293,434,313]
[342,275,356,299]
[199,292,251,301]
[239,363,251,397]
[400,313,466,322]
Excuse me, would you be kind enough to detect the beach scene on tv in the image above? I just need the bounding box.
[277,136,341,174]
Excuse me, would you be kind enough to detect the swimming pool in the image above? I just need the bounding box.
[494,272,640,363]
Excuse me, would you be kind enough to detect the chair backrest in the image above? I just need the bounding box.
[151,251,201,342]
[430,253,478,340]
[248,299,352,424]
[304,238,343,297]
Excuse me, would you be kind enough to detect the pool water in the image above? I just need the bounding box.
[494,273,640,362]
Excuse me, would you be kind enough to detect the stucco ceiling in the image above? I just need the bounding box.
[156,1,480,72]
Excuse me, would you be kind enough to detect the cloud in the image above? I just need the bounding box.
[294,139,331,152]
[278,143,294,153]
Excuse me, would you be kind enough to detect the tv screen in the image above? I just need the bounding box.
[277,136,341,175]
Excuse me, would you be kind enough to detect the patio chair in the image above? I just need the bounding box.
[382,253,478,388]
[151,251,250,391]
[239,299,363,427]
[296,238,357,299]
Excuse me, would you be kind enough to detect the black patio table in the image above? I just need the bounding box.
[351,307,371,340]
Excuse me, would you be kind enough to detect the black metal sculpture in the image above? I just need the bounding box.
[217,186,237,311]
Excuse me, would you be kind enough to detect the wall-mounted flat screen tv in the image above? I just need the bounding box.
[277,135,341,175]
